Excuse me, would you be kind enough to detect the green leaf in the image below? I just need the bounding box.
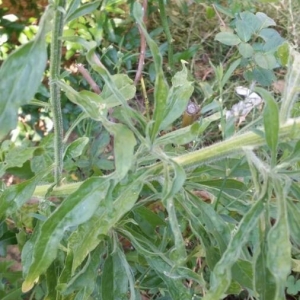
[4,146,38,169]
[259,28,285,52]
[239,11,261,33]
[215,32,241,46]
[202,198,265,300]
[162,163,186,263]
[102,121,136,180]
[69,176,143,272]
[0,7,53,139]
[254,53,277,69]
[65,1,101,23]
[101,74,136,106]
[0,175,41,220]
[255,87,279,160]
[45,262,59,300]
[121,227,193,300]
[160,63,194,130]
[64,137,89,160]
[235,20,253,42]
[221,58,241,88]
[1,289,23,300]
[286,198,300,246]
[155,122,201,146]
[256,12,276,29]
[251,67,276,86]
[231,259,253,290]
[101,249,129,300]
[267,179,291,298]
[254,227,277,300]
[133,206,165,238]
[65,0,81,20]
[59,74,136,121]
[187,193,231,252]
[238,43,254,58]
[280,48,300,123]
[276,42,289,66]
[59,246,104,297]
[22,177,111,292]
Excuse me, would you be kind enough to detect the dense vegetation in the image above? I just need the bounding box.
[1,0,300,299]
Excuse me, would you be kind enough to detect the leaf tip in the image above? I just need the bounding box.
[22,277,39,293]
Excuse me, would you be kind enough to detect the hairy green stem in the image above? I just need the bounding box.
[50,0,66,185]
[33,117,300,197]
[158,0,174,71]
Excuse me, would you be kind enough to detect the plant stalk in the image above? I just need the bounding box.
[33,117,300,197]
[50,0,66,185]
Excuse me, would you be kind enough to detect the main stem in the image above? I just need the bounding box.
[33,117,300,197]
[50,0,66,185]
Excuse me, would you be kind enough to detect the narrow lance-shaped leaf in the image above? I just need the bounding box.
[162,162,187,264]
[267,178,291,299]
[133,2,169,140]
[254,222,277,300]
[255,87,279,165]
[22,177,111,293]
[0,7,53,139]
[280,47,300,123]
[221,59,241,89]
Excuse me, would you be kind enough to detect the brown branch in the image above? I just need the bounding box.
[134,0,148,85]
[76,63,101,94]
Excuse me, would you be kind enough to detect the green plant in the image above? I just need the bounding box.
[215,10,287,86]
[1,1,300,299]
